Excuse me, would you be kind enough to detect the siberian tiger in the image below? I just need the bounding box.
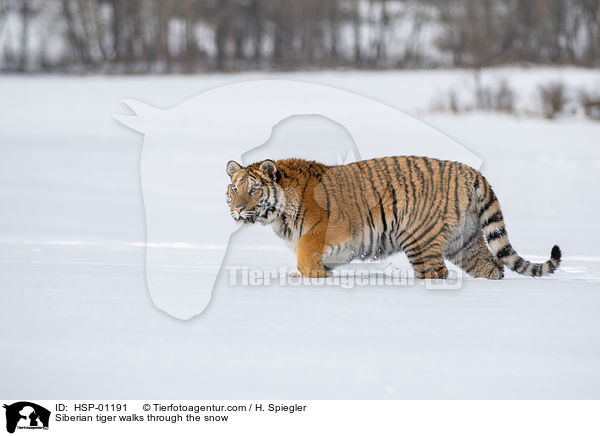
[225,157,561,279]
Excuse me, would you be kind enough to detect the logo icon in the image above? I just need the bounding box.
[115,80,481,319]
[3,402,50,434]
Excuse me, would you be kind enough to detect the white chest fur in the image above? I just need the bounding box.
[271,188,302,253]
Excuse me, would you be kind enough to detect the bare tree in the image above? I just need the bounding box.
[18,0,32,70]
[1,0,599,72]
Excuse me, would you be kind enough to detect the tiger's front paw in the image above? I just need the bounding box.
[297,264,330,278]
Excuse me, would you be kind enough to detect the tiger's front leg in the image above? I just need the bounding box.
[296,229,330,278]
[404,232,450,279]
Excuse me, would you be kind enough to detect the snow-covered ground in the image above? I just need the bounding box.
[1,67,599,399]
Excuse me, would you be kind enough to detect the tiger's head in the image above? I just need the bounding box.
[226,159,285,224]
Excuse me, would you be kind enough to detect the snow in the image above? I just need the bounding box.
[115,79,487,319]
[1,67,599,399]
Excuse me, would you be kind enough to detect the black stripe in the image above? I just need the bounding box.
[378,161,399,251]
[410,158,428,222]
[353,164,375,258]
[412,223,448,255]
[481,211,503,228]
[392,156,410,203]
[446,231,480,259]
[422,156,433,173]
[465,258,481,274]
[486,227,507,242]
[513,257,525,272]
[363,161,388,234]
[390,157,410,243]
[295,180,310,224]
[406,158,417,205]
[480,175,490,202]
[496,245,514,258]
[479,198,496,217]
[320,173,332,214]
[398,213,437,250]
[537,264,544,276]
[422,158,440,223]
[406,252,445,262]
[340,165,364,240]
[439,160,452,218]
[403,221,444,255]
[379,159,398,222]
[453,165,461,223]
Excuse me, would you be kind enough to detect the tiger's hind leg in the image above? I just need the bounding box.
[445,230,504,279]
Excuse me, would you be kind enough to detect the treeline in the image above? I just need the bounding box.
[1,0,599,72]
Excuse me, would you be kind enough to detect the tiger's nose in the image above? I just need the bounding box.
[234,205,246,212]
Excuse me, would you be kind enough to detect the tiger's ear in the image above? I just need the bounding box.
[260,160,279,182]
[226,160,243,178]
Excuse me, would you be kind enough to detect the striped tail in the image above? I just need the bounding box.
[475,174,561,277]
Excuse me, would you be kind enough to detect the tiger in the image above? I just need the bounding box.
[225,157,561,280]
